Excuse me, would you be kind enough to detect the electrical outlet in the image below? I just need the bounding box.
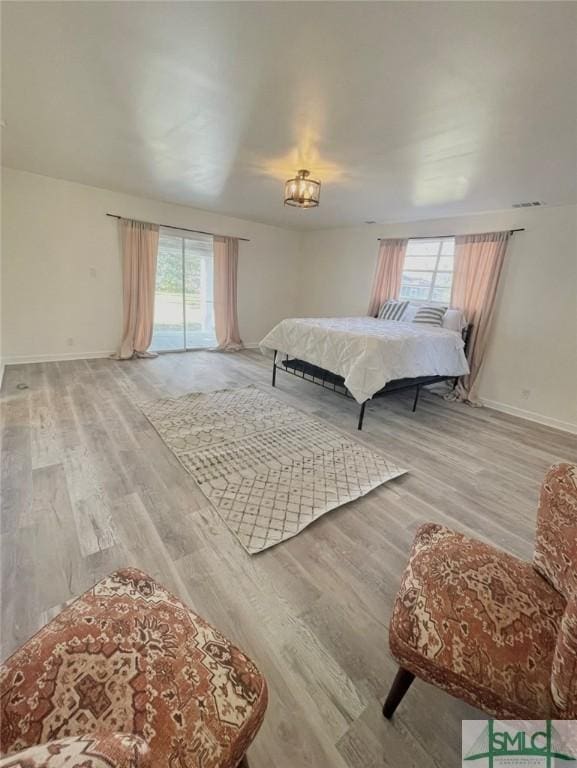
[89,267,97,278]
[67,337,75,347]
[520,388,531,400]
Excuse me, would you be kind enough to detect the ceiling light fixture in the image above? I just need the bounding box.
[284,169,321,208]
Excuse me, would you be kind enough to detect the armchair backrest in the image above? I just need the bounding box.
[534,463,577,599]
[533,463,577,717]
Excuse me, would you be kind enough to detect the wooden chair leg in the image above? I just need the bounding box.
[382,667,415,719]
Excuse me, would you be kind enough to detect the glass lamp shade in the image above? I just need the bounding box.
[284,170,321,208]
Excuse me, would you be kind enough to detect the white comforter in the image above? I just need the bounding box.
[260,316,469,404]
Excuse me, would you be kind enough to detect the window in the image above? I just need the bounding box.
[151,229,216,351]
[399,237,455,304]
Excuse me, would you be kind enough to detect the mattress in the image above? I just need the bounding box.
[259,316,470,403]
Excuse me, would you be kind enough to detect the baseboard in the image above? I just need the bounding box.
[3,350,114,365]
[480,398,577,435]
[3,346,262,365]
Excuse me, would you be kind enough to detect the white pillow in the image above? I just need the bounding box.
[401,302,419,322]
[442,308,467,332]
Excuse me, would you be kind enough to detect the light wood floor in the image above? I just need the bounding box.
[1,351,576,767]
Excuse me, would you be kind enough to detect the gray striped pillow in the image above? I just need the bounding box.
[378,300,409,321]
[412,305,447,326]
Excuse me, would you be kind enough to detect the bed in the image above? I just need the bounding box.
[259,316,470,429]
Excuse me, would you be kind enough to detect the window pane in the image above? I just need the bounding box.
[184,236,216,348]
[403,255,438,270]
[434,271,453,288]
[406,240,440,256]
[431,286,451,303]
[151,235,184,351]
[401,270,434,287]
[400,237,454,305]
[400,270,434,301]
[399,284,430,301]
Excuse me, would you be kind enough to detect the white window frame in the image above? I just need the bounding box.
[399,237,455,305]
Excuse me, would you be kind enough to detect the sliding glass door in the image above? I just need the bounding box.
[151,233,183,351]
[151,229,216,351]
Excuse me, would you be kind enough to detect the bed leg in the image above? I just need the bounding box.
[412,385,421,412]
[453,376,459,390]
[358,402,366,430]
[272,351,277,387]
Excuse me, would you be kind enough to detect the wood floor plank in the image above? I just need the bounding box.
[1,350,576,767]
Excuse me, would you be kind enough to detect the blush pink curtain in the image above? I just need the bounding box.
[367,238,408,316]
[116,218,160,360]
[213,236,243,351]
[451,231,510,402]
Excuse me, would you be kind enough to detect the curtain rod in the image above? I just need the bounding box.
[105,213,250,242]
[378,228,524,241]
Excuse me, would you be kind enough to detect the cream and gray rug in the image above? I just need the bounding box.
[141,386,406,554]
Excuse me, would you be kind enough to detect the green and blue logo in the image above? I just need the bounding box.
[463,720,577,768]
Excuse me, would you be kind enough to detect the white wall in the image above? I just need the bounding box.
[299,205,577,433]
[1,168,302,361]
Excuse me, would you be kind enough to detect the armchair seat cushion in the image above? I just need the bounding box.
[0,569,267,768]
[389,523,566,718]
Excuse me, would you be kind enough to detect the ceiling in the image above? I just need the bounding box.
[2,1,577,230]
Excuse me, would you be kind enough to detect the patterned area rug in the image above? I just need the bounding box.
[141,386,406,554]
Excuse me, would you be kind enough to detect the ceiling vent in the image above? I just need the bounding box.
[512,201,545,208]
[364,220,377,224]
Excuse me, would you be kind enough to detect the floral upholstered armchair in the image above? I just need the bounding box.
[383,463,577,720]
[0,568,268,768]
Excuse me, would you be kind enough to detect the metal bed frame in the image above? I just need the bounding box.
[271,324,472,431]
